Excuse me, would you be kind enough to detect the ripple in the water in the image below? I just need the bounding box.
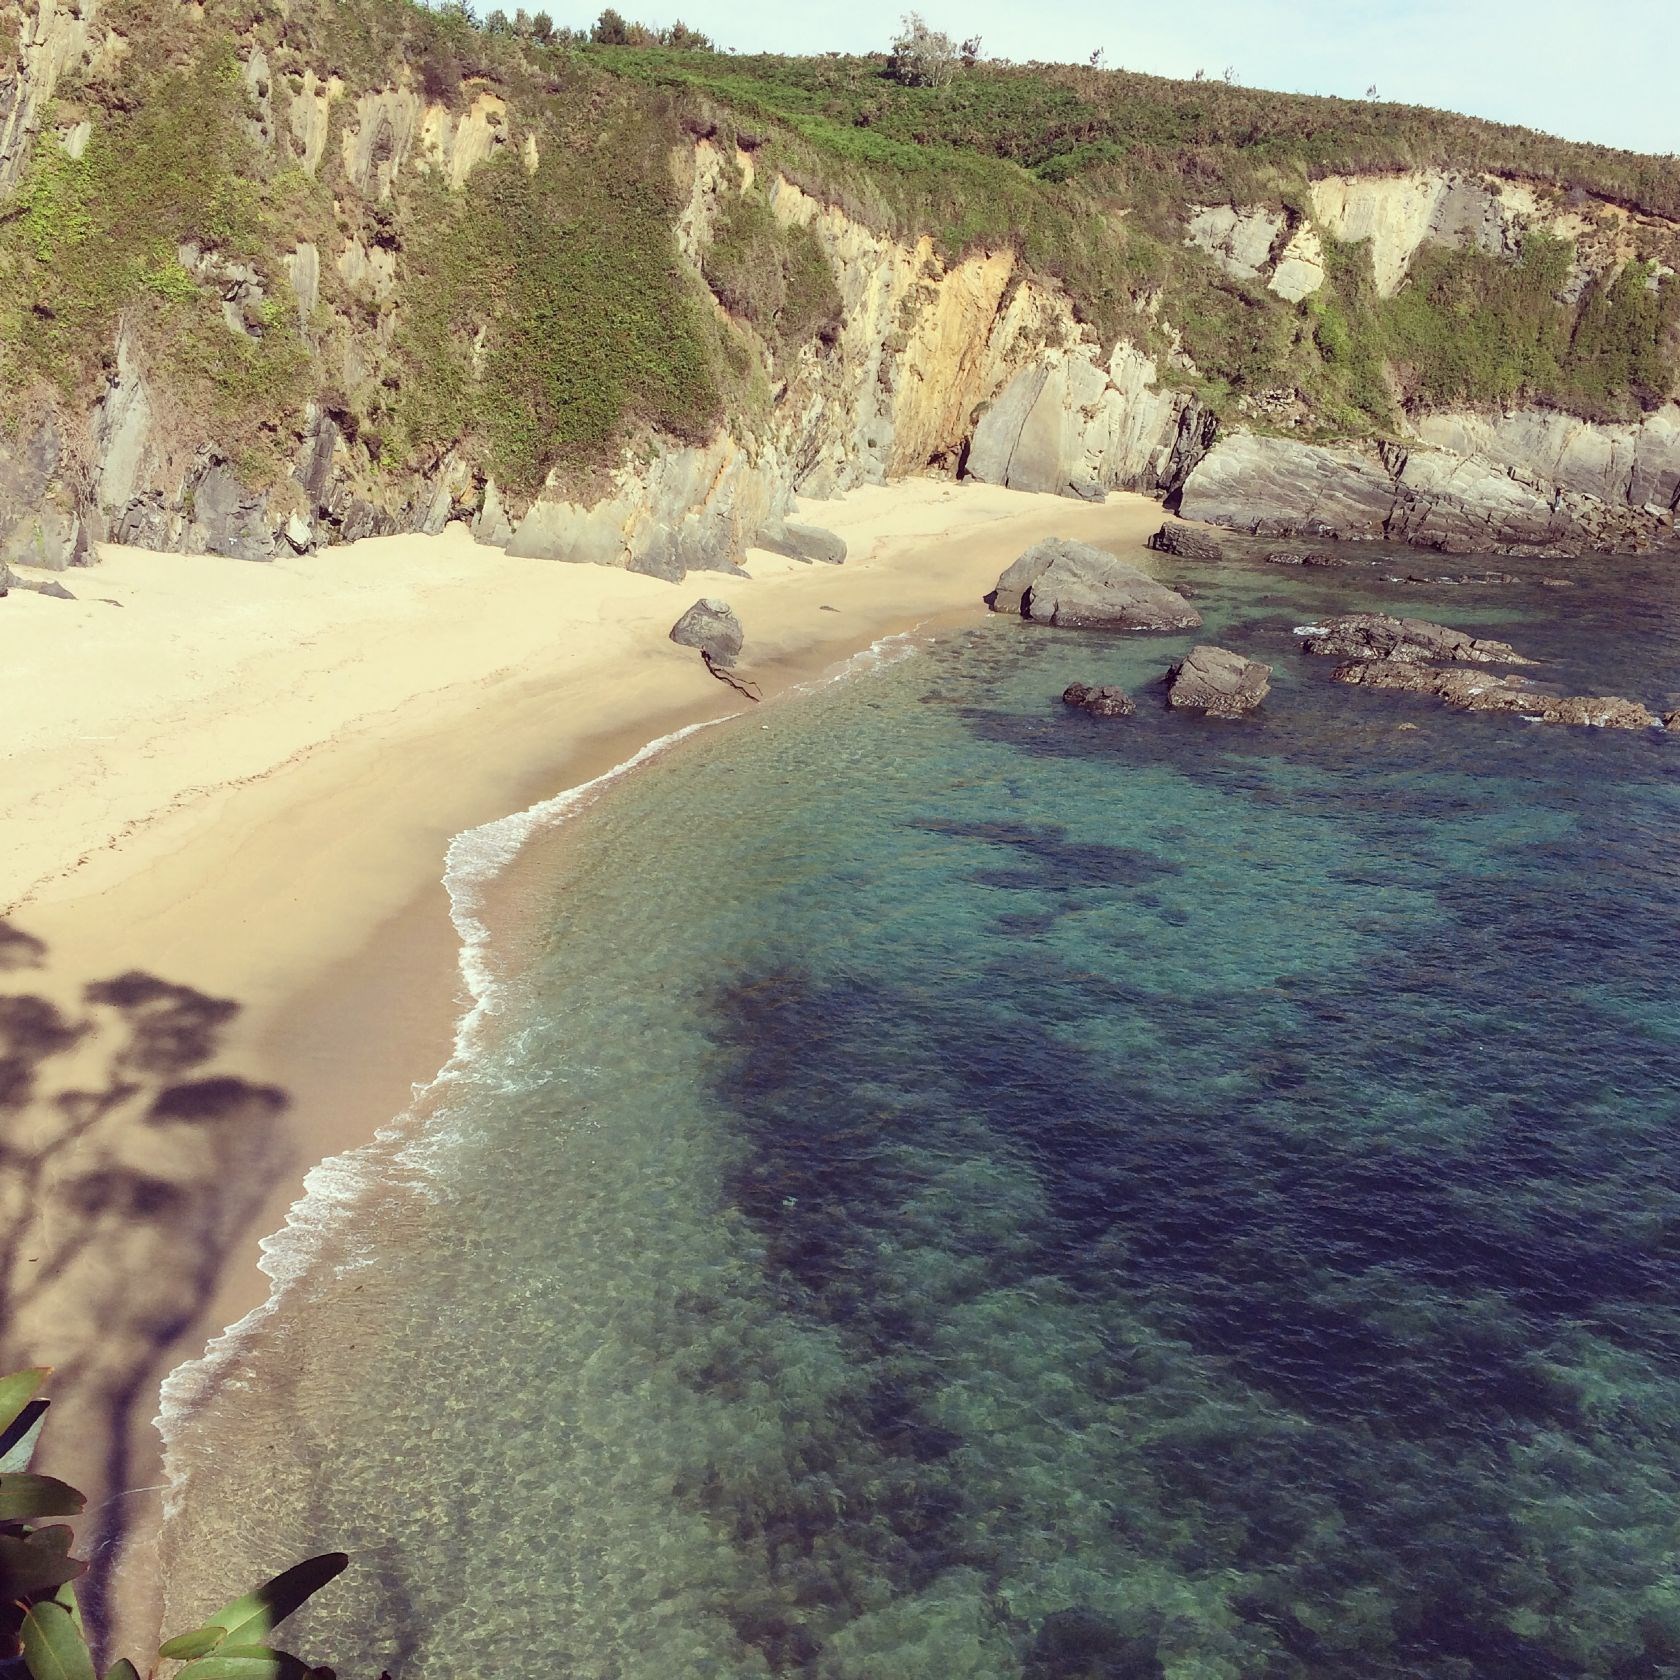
[160,552,1680,1679]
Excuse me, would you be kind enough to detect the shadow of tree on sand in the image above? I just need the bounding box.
[0,917,288,1648]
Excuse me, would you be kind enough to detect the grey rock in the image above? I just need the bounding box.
[1300,613,1530,666]
[670,597,744,666]
[990,539,1201,631]
[759,520,847,565]
[474,479,515,549]
[1266,548,1349,568]
[1167,645,1272,716]
[283,513,314,554]
[1061,682,1136,718]
[0,417,92,570]
[1666,711,1680,731]
[1179,434,1397,540]
[187,463,275,561]
[1178,425,1677,557]
[1148,521,1225,562]
[0,560,11,594]
[18,576,75,599]
[1334,662,1666,730]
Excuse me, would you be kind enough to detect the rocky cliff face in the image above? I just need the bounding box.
[0,1,1675,576]
[1177,403,1680,556]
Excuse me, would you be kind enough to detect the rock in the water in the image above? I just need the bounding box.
[1300,612,1530,666]
[1333,661,1665,730]
[758,520,846,565]
[669,597,744,666]
[1061,682,1136,717]
[1266,548,1349,568]
[1167,644,1272,716]
[990,538,1201,631]
[1148,521,1224,562]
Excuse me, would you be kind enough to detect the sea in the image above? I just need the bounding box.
[157,531,1680,1680]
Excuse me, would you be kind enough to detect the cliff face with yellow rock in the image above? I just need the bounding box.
[0,0,1675,578]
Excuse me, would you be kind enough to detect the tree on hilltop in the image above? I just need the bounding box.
[887,12,958,88]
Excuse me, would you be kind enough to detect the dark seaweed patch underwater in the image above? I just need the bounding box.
[163,551,1680,1679]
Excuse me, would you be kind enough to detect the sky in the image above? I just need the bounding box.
[544,0,1678,157]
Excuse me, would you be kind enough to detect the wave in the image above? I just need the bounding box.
[153,628,928,1513]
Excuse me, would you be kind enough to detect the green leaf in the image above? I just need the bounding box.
[0,1475,86,1521]
[19,1601,96,1680]
[103,1663,140,1680]
[174,1646,313,1680]
[162,1554,348,1657]
[158,1627,229,1661]
[0,1402,50,1474]
[0,1371,50,1441]
[0,1529,86,1600]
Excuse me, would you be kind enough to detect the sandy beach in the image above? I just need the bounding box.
[0,476,1166,1650]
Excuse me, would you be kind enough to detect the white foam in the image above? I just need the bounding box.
[154,718,718,1506]
[153,626,928,1510]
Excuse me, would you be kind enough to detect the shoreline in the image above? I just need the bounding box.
[0,476,1169,1653]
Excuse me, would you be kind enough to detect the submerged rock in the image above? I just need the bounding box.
[1061,682,1136,718]
[1300,612,1530,666]
[1333,661,1668,730]
[1148,521,1225,562]
[669,597,744,666]
[1266,548,1350,568]
[990,538,1201,631]
[1167,644,1272,716]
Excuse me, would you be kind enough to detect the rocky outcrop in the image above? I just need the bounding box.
[1185,205,1284,283]
[758,520,846,564]
[990,538,1201,630]
[1166,645,1272,716]
[1266,548,1348,567]
[0,417,90,570]
[1148,521,1224,562]
[1299,613,1530,666]
[1178,427,1679,556]
[0,0,102,191]
[1061,682,1135,717]
[1333,661,1673,731]
[965,345,1209,500]
[669,597,743,665]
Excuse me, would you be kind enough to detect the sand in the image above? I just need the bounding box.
[0,476,1167,1652]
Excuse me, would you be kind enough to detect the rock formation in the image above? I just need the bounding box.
[1266,548,1349,567]
[1333,662,1674,731]
[1148,522,1225,562]
[990,539,1202,631]
[1061,682,1136,717]
[1298,613,1530,666]
[670,598,744,665]
[1166,645,1273,716]
[1178,416,1680,557]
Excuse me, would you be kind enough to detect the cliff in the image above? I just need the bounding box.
[0,0,1676,576]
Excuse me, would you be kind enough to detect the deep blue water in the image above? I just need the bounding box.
[164,541,1680,1679]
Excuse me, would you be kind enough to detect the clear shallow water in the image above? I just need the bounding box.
[161,546,1680,1679]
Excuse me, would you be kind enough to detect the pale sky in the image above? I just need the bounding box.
[546,0,1677,157]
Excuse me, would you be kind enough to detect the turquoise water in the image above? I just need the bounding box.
[161,542,1680,1678]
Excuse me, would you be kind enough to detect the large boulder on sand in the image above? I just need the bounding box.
[1167,645,1272,716]
[1148,521,1225,562]
[758,520,846,565]
[1062,683,1136,718]
[670,597,744,666]
[1299,612,1530,666]
[990,539,1201,631]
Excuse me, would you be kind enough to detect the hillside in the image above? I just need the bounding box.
[0,0,1676,574]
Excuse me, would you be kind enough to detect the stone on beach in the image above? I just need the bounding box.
[758,520,847,565]
[990,538,1201,631]
[1147,521,1225,562]
[1061,682,1136,717]
[1167,644,1272,716]
[669,597,744,666]
[1300,612,1530,666]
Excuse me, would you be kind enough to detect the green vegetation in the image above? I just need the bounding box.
[0,1367,355,1680]
[701,187,842,354]
[2,0,1672,511]
[394,79,722,495]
